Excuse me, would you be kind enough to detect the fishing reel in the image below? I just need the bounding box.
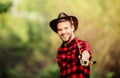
[80,59,96,67]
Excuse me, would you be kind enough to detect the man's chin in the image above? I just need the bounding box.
[60,36,70,43]
[62,39,69,43]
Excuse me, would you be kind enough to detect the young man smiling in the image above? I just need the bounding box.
[49,12,92,78]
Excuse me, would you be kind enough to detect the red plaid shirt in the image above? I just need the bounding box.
[56,38,92,78]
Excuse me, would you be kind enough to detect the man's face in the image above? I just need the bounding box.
[57,20,74,42]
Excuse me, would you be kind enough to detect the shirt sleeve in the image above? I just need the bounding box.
[80,41,92,60]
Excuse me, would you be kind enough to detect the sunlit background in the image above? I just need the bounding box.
[0,0,120,78]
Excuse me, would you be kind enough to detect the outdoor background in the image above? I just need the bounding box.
[0,0,120,78]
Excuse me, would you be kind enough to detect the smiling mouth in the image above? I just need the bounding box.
[62,34,67,38]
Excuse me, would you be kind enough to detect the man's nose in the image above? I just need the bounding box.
[61,29,66,34]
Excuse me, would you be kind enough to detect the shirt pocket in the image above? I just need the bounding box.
[57,54,67,66]
[67,53,78,63]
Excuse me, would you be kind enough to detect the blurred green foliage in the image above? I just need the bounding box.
[0,0,120,78]
[0,2,12,13]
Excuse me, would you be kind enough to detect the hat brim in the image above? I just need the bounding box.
[49,16,78,33]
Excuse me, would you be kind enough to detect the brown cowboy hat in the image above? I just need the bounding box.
[49,12,78,33]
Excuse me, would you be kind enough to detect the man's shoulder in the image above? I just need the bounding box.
[77,38,87,43]
[77,38,89,45]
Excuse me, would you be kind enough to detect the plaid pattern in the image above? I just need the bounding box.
[56,38,92,78]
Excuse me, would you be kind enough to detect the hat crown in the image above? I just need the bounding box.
[58,12,68,18]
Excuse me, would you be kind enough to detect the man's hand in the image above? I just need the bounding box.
[80,50,90,67]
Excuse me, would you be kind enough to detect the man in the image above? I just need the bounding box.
[49,12,92,78]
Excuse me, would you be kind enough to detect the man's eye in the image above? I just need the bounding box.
[64,27,68,29]
[58,29,62,31]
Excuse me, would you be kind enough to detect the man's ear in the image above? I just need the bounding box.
[72,25,75,32]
